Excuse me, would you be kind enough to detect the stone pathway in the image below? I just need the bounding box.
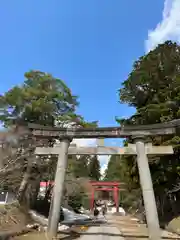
[106,215,180,239]
[78,213,124,239]
[79,225,124,240]
[78,214,180,239]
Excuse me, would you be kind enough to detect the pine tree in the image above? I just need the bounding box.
[72,155,89,178]
[0,70,96,205]
[88,155,101,181]
[117,40,180,219]
[104,155,123,181]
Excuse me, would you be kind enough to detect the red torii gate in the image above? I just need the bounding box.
[40,181,124,213]
[90,181,122,212]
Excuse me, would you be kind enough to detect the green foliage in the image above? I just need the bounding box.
[88,155,101,181]
[104,155,124,181]
[0,70,97,208]
[0,70,97,128]
[0,71,78,127]
[104,155,140,208]
[67,185,89,210]
[119,41,180,125]
[68,193,84,210]
[104,155,138,188]
[69,155,89,179]
[115,40,180,220]
[68,154,102,181]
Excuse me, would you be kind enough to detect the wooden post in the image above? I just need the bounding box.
[48,138,71,238]
[134,137,160,240]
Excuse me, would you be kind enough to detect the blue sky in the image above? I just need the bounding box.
[0,0,179,172]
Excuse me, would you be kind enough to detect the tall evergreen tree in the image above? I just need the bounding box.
[104,155,138,189]
[0,70,96,205]
[104,155,140,209]
[72,155,89,178]
[88,155,101,181]
[104,156,125,181]
[117,40,180,221]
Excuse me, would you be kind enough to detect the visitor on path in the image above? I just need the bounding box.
[93,207,99,220]
[102,204,107,217]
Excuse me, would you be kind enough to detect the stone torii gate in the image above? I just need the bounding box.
[28,120,180,240]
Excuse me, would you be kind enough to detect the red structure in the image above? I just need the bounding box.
[90,181,122,212]
[40,181,124,213]
[40,181,53,187]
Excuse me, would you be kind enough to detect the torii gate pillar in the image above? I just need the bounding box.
[134,137,160,240]
[113,186,119,212]
[48,138,71,238]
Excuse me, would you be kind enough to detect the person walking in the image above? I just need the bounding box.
[102,204,107,218]
[93,207,99,221]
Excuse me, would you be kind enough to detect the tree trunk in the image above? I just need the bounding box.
[0,158,3,169]
[17,164,32,204]
[29,178,41,209]
[0,147,5,169]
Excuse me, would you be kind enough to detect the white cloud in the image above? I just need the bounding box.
[99,155,110,175]
[99,158,110,179]
[145,0,180,52]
